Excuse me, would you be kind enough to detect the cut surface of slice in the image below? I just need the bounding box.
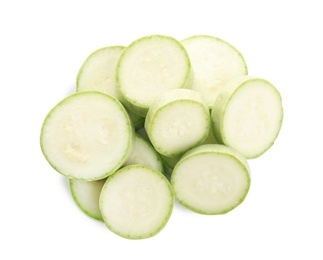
[171,144,250,215]
[124,134,164,173]
[116,34,192,116]
[70,178,106,221]
[76,46,125,99]
[211,76,283,159]
[145,89,210,157]
[100,165,174,239]
[181,35,247,108]
[40,91,134,180]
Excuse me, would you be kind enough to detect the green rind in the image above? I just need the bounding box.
[69,178,105,222]
[171,144,251,215]
[40,91,135,181]
[116,34,192,117]
[211,75,283,159]
[99,164,174,240]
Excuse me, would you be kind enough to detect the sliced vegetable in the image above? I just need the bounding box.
[145,89,210,157]
[211,76,283,159]
[171,144,251,215]
[100,165,174,239]
[39,33,284,240]
[40,91,134,180]
[116,34,192,117]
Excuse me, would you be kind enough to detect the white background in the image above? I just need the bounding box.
[1,0,322,259]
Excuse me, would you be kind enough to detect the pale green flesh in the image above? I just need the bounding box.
[211,76,283,159]
[100,165,174,239]
[124,134,164,173]
[171,144,250,215]
[182,35,247,108]
[116,35,191,116]
[70,178,106,221]
[145,89,210,157]
[40,91,134,180]
[77,46,125,99]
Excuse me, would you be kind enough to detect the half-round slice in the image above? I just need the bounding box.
[116,34,192,117]
[145,89,210,157]
[100,165,174,239]
[171,144,251,215]
[181,35,248,108]
[211,76,283,159]
[40,91,134,180]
